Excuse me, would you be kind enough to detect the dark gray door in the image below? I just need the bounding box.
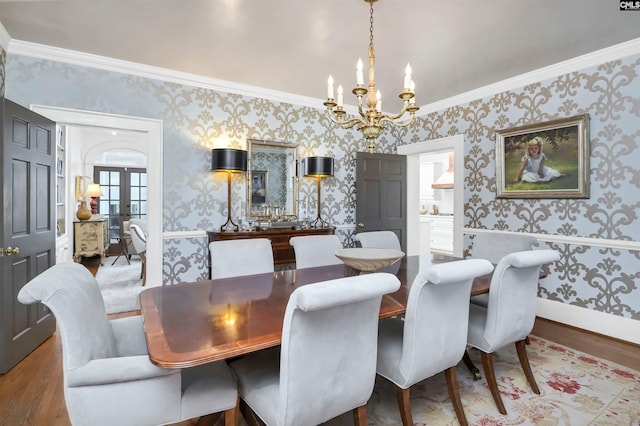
[355,152,407,251]
[1,98,57,374]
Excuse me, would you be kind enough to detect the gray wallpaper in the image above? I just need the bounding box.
[406,57,640,321]
[4,49,639,324]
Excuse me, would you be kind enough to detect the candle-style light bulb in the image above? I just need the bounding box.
[356,59,364,85]
[327,75,334,99]
[376,90,382,112]
[409,80,416,104]
[337,85,344,107]
[404,63,412,90]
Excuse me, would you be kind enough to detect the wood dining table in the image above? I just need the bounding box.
[140,253,492,369]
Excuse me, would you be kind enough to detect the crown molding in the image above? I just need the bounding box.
[0,22,10,51]
[7,37,640,116]
[7,39,323,109]
[418,37,640,116]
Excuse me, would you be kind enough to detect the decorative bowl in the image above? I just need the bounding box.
[335,248,405,272]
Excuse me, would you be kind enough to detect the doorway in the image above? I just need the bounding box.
[397,135,464,257]
[30,105,163,287]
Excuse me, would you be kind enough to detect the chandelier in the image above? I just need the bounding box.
[323,0,419,153]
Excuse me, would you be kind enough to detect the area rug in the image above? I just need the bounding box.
[94,258,145,314]
[260,336,639,426]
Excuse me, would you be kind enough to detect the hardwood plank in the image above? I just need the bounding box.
[531,317,640,371]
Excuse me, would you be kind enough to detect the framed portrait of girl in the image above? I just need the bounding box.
[496,114,590,199]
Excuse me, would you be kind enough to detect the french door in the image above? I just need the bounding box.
[94,167,147,254]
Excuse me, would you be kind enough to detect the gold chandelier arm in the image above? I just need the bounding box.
[356,94,367,118]
[335,116,367,129]
[379,113,416,128]
[382,101,410,121]
[326,109,366,129]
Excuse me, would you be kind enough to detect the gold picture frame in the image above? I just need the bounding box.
[496,114,590,199]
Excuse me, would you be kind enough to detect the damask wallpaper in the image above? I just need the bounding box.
[406,56,640,322]
[4,47,639,327]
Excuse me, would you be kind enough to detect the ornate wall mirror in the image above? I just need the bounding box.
[247,139,299,221]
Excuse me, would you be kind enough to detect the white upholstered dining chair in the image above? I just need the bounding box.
[209,238,274,279]
[376,259,494,426]
[17,262,239,426]
[129,223,147,285]
[229,272,401,426]
[469,231,538,308]
[355,230,402,251]
[466,249,560,415]
[471,231,538,265]
[289,234,343,269]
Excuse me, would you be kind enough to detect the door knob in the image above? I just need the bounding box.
[357,223,365,228]
[5,246,20,255]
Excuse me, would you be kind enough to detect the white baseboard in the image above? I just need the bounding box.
[536,298,640,345]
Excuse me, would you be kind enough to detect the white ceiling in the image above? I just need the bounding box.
[2,0,640,112]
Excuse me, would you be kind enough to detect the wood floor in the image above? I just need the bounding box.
[1,257,638,425]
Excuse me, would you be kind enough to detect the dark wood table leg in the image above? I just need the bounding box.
[462,349,482,381]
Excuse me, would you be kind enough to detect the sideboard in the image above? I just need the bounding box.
[73,219,109,265]
[207,227,335,274]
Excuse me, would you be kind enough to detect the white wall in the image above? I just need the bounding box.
[419,151,454,214]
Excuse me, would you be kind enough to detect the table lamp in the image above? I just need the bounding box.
[84,183,103,215]
[212,148,248,231]
[304,156,334,228]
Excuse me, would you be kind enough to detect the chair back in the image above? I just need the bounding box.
[289,234,343,269]
[17,262,117,372]
[130,218,147,234]
[471,231,537,264]
[276,272,400,425]
[121,220,136,255]
[209,238,274,280]
[355,230,401,251]
[395,259,493,386]
[481,249,560,351]
[121,220,131,236]
[129,223,147,255]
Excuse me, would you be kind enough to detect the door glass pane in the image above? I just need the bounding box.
[130,171,147,220]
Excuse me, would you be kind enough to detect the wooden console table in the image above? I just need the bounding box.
[73,219,109,265]
[207,227,335,274]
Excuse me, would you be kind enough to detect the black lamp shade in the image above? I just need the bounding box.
[304,156,334,177]
[211,148,248,172]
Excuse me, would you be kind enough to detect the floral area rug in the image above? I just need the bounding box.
[240,336,639,425]
[363,336,639,425]
[94,257,145,314]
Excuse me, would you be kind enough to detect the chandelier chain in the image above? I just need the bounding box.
[369,1,374,51]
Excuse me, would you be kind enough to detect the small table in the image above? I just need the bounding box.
[73,219,109,265]
[140,254,492,369]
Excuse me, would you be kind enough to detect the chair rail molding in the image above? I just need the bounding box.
[464,228,640,251]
